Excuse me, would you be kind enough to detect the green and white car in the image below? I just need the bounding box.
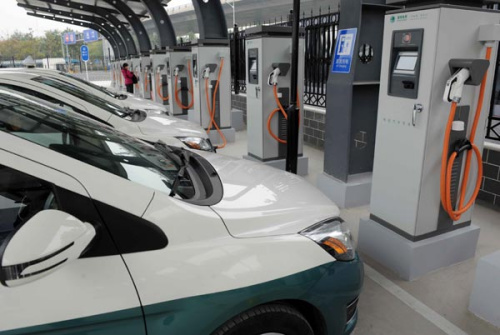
[0,94,363,335]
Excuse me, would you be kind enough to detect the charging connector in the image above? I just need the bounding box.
[443,68,471,103]
[203,67,211,79]
[268,67,281,86]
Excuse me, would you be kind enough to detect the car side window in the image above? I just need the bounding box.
[0,165,57,246]
[0,84,111,127]
[0,164,120,257]
[0,164,168,256]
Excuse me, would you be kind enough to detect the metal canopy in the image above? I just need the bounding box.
[192,0,228,40]
[19,0,139,56]
[20,4,128,58]
[20,0,164,54]
[139,0,176,49]
[99,0,152,54]
[27,11,123,60]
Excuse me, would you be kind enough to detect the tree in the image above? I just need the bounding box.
[40,30,63,58]
[0,28,107,69]
[0,29,45,60]
[87,40,104,59]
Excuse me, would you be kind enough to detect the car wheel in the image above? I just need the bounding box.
[212,304,314,335]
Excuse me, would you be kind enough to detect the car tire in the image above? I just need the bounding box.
[211,304,314,335]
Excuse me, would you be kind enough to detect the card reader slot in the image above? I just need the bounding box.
[403,81,415,89]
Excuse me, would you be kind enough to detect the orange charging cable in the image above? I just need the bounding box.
[174,62,194,110]
[267,85,301,144]
[205,58,227,149]
[155,72,169,101]
[440,46,492,221]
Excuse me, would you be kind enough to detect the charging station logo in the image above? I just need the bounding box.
[391,14,408,23]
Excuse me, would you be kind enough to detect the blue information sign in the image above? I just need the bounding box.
[83,29,99,43]
[62,32,76,45]
[80,45,89,62]
[331,28,358,74]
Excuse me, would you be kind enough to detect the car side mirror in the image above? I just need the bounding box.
[0,210,96,288]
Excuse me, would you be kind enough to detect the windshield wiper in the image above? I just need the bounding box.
[121,108,136,117]
[169,150,192,197]
[154,141,192,197]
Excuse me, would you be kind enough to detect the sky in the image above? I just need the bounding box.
[0,0,192,39]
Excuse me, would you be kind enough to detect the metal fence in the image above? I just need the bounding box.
[230,9,340,108]
[230,27,247,94]
[487,56,500,141]
[488,113,500,141]
[481,3,500,142]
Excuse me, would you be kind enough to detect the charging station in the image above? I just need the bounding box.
[132,55,152,100]
[243,26,308,175]
[151,51,169,107]
[189,40,236,147]
[166,47,193,119]
[358,2,500,280]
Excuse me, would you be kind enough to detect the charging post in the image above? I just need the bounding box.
[243,25,308,175]
[358,0,500,281]
[188,0,236,148]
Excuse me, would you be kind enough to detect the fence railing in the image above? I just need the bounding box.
[230,9,340,108]
[487,40,500,142]
[229,28,247,94]
[488,75,500,140]
[487,113,500,141]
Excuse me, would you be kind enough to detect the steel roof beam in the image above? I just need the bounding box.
[100,0,152,54]
[35,0,138,56]
[139,0,176,49]
[27,12,123,59]
[192,0,228,40]
[19,3,128,58]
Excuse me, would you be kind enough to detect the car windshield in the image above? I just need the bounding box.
[0,93,181,195]
[59,72,124,100]
[31,76,129,118]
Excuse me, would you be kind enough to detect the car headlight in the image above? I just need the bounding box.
[300,218,355,261]
[177,137,215,152]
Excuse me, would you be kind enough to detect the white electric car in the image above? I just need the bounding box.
[0,95,363,335]
[1,68,168,115]
[0,71,213,152]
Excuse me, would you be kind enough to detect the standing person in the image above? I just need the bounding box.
[121,63,134,93]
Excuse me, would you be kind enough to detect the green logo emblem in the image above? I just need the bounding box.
[390,16,395,23]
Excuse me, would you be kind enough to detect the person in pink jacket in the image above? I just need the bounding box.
[121,63,135,93]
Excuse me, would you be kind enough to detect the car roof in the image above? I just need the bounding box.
[0,68,60,75]
[0,67,57,72]
[0,71,39,80]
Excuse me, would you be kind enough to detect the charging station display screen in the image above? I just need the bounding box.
[396,56,418,71]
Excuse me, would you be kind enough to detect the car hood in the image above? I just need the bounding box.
[124,96,168,112]
[200,153,340,238]
[138,114,208,139]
